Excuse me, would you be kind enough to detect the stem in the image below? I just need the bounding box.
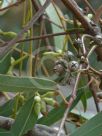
[61,0,96,35]
[57,65,82,136]
[88,75,100,112]
[0,28,84,47]
[19,0,26,76]
[83,0,96,15]
[52,1,74,52]
[28,0,33,76]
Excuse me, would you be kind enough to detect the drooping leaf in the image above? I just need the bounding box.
[10,97,38,136]
[0,74,57,92]
[70,112,102,136]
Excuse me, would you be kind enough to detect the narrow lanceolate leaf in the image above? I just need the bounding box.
[70,112,102,136]
[38,90,83,125]
[0,74,57,92]
[10,97,38,136]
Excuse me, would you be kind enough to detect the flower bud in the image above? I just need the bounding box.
[34,96,41,103]
[34,102,41,115]
[43,97,59,107]
[41,101,48,116]
[68,61,79,71]
[42,91,59,98]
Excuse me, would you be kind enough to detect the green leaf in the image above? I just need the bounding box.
[37,90,84,125]
[0,53,11,74]
[70,112,102,136]
[39,0,66,50]
[0,74,57,92]
[10,97,38,136]
[0,132,10,136]
[0,97,16,116]
[78,76,89,112]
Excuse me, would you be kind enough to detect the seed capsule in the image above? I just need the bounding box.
[68,61,79,71]
[54,59,68,75]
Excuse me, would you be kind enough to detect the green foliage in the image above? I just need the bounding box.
[0,74,57,92]
[0,0,102,136]
[70,112,102,136]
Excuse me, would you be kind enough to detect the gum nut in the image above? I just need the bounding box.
[68,61,79,71]
[54,64,64,74]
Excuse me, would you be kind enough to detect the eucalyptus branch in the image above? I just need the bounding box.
[0,28,84,47]
[57,65,82,136]
[61,0,96,35]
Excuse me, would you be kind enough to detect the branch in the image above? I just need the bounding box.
[57,65,82,136]
[0,28,84,47]
[61,0,102,61]
[61,0,96,35]
[0,0,51,59]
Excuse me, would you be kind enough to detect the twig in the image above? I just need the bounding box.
[57,65,82,136]
[83,0,96,15]
[89,66,102,77]
[0,29,84,47]
[87,45,98,58]
[81,34,94,55]
[43,16,63,29]
[88,75,100,112]
[61,0,96,35]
